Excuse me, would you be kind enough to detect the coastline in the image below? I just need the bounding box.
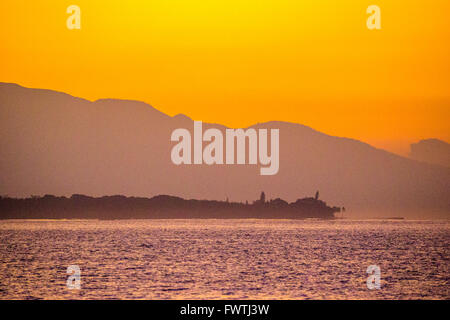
[0,193,341,220]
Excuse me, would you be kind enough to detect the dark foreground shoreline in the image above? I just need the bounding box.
[0,193,341,220]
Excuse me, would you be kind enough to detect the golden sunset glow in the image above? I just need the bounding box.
[1,0,449,155]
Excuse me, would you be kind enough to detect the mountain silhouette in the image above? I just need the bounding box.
[409,139,450,168]
[0,83,449,218]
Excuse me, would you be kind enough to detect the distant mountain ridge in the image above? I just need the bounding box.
[0,82,449,218]
[410,139,450,168]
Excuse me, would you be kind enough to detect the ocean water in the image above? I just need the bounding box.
[0,219,448,300]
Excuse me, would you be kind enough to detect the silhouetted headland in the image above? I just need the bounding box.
[0,192,341,220]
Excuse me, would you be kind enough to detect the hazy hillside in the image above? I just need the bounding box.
[1,83,449,218]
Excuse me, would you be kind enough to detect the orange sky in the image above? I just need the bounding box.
[1,0,449,155]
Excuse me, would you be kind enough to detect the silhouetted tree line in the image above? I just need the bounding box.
[0,192,341,220]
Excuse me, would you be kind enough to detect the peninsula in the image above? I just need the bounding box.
[0,192,341,220]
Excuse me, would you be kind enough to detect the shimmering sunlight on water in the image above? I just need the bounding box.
[0,219,448,299]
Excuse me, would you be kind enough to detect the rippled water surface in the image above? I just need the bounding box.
[0,219,448,299]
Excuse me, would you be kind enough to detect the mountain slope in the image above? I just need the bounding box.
[410,139,450,167]
[1,83,449,218]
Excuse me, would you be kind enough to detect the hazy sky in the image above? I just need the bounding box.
[1,0,449,155]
